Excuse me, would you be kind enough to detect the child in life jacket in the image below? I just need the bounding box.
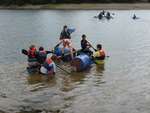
[93,44,106,60]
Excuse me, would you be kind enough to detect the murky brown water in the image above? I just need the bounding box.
[1,10,150,113]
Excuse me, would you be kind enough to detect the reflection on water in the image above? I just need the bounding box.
[1,10,150,113]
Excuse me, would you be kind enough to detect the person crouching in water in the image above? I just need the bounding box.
[80,34,93,56]
[40,57,56,75]
[93,44,106,60]
[60,25,74,59]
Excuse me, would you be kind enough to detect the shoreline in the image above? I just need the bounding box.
[0,3,150,10]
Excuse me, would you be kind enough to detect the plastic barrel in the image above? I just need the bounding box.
[67,28,75,34]
[54,47,62,56]
[54,47,72,62]
[71,54,92,71]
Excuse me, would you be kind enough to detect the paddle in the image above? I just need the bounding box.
[54,41,62,49]
[55,63,71,74]
[86,40,97,52]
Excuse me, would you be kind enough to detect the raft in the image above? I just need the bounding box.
[71,54,93,72]
[52,47,76,62]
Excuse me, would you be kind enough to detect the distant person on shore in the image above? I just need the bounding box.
[80,34,93,56]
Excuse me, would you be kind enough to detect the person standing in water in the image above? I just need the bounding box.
[93,44,106,60]
[59,25,74,59]
[80,34,93,56]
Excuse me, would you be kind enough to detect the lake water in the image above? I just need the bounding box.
[0,10,150,113]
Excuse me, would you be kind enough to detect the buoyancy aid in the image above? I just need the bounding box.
[99,50,105,58]
[28,47,37,58]
[94,49,106,60]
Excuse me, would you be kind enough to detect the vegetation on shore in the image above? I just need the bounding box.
[0,0,150,6]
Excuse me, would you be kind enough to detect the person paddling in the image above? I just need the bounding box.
[93,44,106,60]
[59,25,74,59]
[80,34,93,56]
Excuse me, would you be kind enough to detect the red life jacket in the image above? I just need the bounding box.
[28,47,37,58]
[46,58,53,64]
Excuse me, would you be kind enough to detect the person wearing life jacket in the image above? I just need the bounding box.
[93,44,106,60]
[40,57,56,75]
[59,25,75,59]
[27,45,39,68]
[80,34,93,56]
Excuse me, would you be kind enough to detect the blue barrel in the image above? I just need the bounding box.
[71,54,93,71]
[67,28,75,34]
[54,47,70,56]
[54,47,72,62]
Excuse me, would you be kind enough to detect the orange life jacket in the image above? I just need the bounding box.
[99,49,105,57]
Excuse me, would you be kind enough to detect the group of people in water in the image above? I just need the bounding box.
[22,25,106,75]
[97,10,113,20]
[96,10,139,20]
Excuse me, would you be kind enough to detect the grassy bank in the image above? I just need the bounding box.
[0,3,150,10]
